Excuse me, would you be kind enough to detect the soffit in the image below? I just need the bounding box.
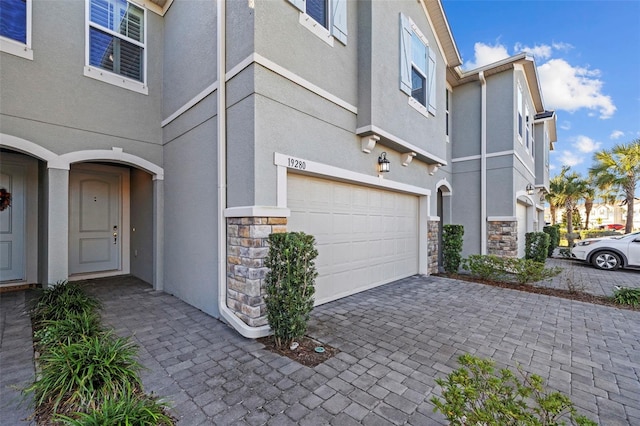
[422,0,462,67]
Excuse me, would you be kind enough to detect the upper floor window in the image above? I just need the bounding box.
[445,88,451,141]
[517,84,523,140]
[0,0,33,60]
[84,0,147,94]
[525,104,530,149]
[286,0,347,46]
[400,13,436,116]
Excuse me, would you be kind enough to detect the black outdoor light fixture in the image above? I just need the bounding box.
[526,183,535,195]
[378,152,390,173]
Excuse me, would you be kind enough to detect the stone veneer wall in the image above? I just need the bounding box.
[227,217,287,327]
[487,220,518,257]
[427,220,440,275]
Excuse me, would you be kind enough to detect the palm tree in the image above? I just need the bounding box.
[582,180,597,229]
[553,166,588,246]
[590,139,640,234]
[546,175,564,225]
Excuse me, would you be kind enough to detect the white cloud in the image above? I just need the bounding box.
[558,150,584,167]
[559,121,571,131]
[463,42,510,70]
[610,130,625,140]
[537,59,616,119]
[514,42,552,60]
[572,135,601,153]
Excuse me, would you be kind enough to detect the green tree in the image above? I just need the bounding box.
[590,139,640,234]
[546,175,564,225]
[582,179,597,229]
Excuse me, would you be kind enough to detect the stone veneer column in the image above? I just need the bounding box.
[487,220,518,257]
[226,217,287,327]
[427,220,440,275]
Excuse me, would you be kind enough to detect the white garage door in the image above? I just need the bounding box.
[516,202,528,257]
[288,174,419,305]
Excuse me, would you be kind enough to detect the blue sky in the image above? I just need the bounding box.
[442,0,640,179]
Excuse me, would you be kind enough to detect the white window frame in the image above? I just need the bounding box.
[400,14,436,118]
[0,0,33,60]
[445,87,451,142]
[288,0,347,47]
[517,84,523,143]
[83,0,148,94]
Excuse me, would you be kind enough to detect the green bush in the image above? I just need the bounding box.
[443,224,464,273]
[265,232,318,349]
[579,229,622,239]
[33,311,103,352]
[612,287,640,307]
[26,332,143,415]
[431,354,597,426]
[525,232,550,263]
[543,225,560,257]
[30,281,101,328]
[56,390,173,425]
[462,255,561,284]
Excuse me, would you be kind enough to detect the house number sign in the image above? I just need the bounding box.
[286,157,306,170]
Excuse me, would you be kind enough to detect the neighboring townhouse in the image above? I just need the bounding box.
[1,0,557,339]
[448,54,557,258]
[550,203,640,231]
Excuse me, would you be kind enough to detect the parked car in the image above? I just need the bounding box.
[572,231,640,270]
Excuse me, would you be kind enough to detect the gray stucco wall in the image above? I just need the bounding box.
[485,71,513,153]
[451,83,481,159]
[0,0,163,165]
[130,169,154,285]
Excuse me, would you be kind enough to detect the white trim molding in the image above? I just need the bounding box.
[487,216,517,222]
[0,133,57,162]
[0,0,33,60]
[274,152,431,198]
[436,179,452,194]
[162,81,218,127]
[355,125,447,166]
[49,147,164,179]
[225,206,290,218]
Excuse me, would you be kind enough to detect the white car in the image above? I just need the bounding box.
[572,231,640,270]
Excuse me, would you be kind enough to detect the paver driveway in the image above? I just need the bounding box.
[2,273,640,425]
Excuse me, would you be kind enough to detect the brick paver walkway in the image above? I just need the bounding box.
[2,272,639,425]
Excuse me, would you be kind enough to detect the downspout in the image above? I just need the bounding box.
[479,71,487,254]
[216,0,270,338]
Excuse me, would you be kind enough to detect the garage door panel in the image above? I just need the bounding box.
[288,174,419,305]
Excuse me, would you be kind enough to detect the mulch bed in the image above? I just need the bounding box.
[258,335,339,367]
[436,273,639,311]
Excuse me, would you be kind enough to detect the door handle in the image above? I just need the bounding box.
[113,226,118,244]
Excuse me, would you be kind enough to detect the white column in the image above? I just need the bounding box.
[46,167,69,286]
[153,177,164,291]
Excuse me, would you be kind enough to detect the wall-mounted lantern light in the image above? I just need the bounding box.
[378,152,390,173]
[526,183,535,195]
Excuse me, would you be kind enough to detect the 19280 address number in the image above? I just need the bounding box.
[287,158,306,170]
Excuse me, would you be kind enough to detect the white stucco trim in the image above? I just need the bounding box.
[0,133,57,162]
[487,216,517,222]
[274,152,431,196]
[49,147,164,179]
[355,125,447,166]
[298,12,334,46]
[451,154,480,163]
[225,206,290,218]
[161,81,218,127]
[253,53,357,114]
[436,179,452,194]
[428,216,440,221]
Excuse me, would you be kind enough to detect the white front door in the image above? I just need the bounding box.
[0,164,26,281]
[69,166,124,275]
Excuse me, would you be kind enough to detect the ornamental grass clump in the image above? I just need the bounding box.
[55,390,173,426]
[265,232,318,350]
[30,280,101,328]
[26,332,143,416]
[612,286,640,308]
[431,354,597,426]
[33,310,103,352]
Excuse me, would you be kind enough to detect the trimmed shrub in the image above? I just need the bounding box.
[543,225,560,257]
[265,232,318,349]
[462,255,561,284]
[443,224,464,274]
[580,229,622,239]
[33,311,103,352]
[431,354,597,426]
[525,232,550,263]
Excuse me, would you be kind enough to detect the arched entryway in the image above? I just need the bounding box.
[0,134,164,290]
[435,180,452,271]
